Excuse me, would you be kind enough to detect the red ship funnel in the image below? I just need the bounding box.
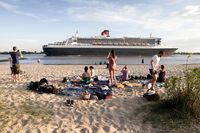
[101,30,110,37]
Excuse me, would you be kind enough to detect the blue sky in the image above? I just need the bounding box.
[0,0,200,52]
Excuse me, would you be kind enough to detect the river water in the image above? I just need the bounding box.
[0,54,200,65]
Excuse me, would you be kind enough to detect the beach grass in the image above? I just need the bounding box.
[134,101,199,132]
[164,67,200,118]
[133,67,200,132]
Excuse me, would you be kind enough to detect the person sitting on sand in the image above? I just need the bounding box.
[89,66,95,77]
[157,65,166,83]
[121,65,129,81]
[82,66,91,81]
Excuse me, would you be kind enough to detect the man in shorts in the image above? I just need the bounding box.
[148,51,164,90]
[10,46,21,82]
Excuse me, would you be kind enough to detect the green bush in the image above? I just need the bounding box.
[165,67,200,118]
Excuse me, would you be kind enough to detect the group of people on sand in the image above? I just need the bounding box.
[147,51,165,90]
[9,46,165,89]
[106,49,166,89]
[82,66,95,81]
[9,46,23,82]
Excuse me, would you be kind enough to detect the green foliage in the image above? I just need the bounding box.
[134,101,195,131]
[165,67,200,119]
[133,68,200,131]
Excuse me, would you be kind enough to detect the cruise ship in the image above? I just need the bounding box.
[43,30,178,56]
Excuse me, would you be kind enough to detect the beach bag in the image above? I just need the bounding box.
[39,78,48,85]
[27,81,40,91]
[98,86,112,100]
[88,86,112,100]
[38,84,56,94]
[82,91,91,100]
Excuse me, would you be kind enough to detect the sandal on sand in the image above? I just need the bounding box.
[64,99,74,107]
[70,100,74,107]
[64,99,71,106]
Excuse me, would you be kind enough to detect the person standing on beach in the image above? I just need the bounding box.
[148,51,164,89]
[10,46,21,82]
[107,50,117,85]
[141,59,144,64]
[149,51,164,75]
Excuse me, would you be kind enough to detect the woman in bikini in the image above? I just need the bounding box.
[107,50,117,85]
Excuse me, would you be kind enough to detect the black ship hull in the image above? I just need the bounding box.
[43,46,177,56]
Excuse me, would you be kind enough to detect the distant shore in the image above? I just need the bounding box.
[0,51,200,55]
[0,51,44,54]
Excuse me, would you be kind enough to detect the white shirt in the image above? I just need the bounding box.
[150,55,160,70]
[90,69,95,77]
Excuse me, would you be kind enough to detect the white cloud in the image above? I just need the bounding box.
[172,5,200,18]
[165,38,200,52]
[0,0,16,10]
[66,3,200,34]
[1,0,200,52]
[0,0,61,22]
[67,5,154,23]
[63,0,101,5]
[67,5,138,23]
[65,2,200,52]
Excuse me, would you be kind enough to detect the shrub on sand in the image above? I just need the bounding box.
[164,67,200,118]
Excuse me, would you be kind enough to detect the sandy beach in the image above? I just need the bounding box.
[0,64,200,133]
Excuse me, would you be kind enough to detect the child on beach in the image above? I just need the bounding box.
[89,66,95,77]
[17,49,23,58]
[82,66,91,82]
[121,65,129,81]
[157,65,166,83]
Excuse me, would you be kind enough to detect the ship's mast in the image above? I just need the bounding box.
[150,33,152,38]
[75,30,79,38]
